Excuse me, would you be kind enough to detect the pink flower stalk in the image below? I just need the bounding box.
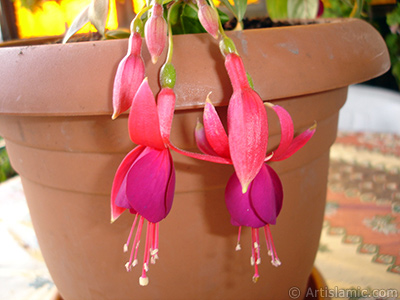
[145,2,168,64]
[112,31,145,119]
[196,0,219,39]
[111,78,176,286]
[225,52,268,193]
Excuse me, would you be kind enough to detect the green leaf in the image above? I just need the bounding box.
[233,0,247,23]
[387,3,400,27]
[287,0,319,19]
[62,4,90,43]
[89,0,109,36]
[168,0,183,26]
[180,3,206,35]
[220,0,238,20]
[266,0,288,20]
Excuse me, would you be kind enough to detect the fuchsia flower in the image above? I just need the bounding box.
[112,31,145,119]
[145,2,168,64]
[111,78,176,286]
[193,96,316,282]
[196,0,219,39]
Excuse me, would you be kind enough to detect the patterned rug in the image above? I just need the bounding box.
[316,132,400,300]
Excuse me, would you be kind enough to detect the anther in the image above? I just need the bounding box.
[125,262,131,272]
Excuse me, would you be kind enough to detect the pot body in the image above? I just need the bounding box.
[0,88,345,300]
[0,19,390,300]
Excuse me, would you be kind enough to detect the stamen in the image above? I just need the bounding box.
[143,222,152,268]
[132,259,138,267]
[272,258,281,267]
[235,226,242,251]
[264,225,281,267]
[133,218,144,263]
[124,214,139,253]
[128,216,144,269]
[251,228,262,280]
[252,261,259,283]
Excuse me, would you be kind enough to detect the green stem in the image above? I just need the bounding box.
[166,1,180,63]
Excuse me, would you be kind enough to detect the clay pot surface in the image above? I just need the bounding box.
[0,19,389,300]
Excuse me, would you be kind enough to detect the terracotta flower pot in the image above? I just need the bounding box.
[0,19,389,300]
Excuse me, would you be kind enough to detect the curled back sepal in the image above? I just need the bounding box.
[112,32,145,119]
[145,2,168,64]
[225,164,283,228]
[202,98,230,158]
[271,122,317,161]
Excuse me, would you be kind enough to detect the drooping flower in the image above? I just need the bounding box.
[196,0,219,39]
[224,50,269,193]
[112,28,145,120]
[111,78,176,286]
[186,96,316,282]
[145,2,168,64]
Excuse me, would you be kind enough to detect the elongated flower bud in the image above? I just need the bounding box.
[145,3,168,64]
[112,32,145,119]
[196,0,219,39]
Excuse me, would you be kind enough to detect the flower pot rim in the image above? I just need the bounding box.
[0,18,390,117]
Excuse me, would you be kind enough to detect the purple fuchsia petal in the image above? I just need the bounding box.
[157,87,176,144]
[144,3,167,64]
[112,33,145,119]
[249,164,283,225]
[225,171,267,228]
[128,78,165,150]
[203,99,230,158]
[124,147,175,223]
[164,150,175,217]
[270,123,317,161]
[111,145,146,222]
[228,88,268,193]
